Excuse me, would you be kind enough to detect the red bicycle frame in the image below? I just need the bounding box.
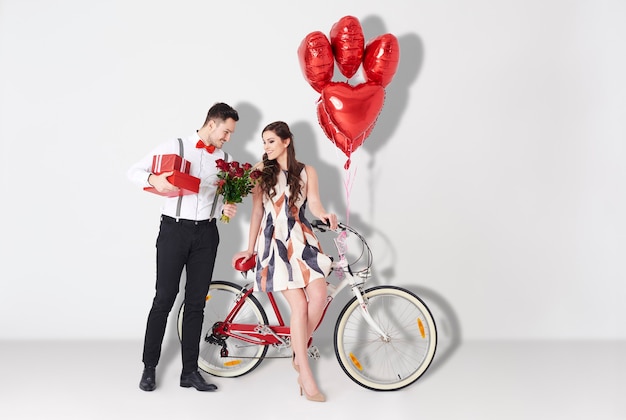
[210,283,334,348]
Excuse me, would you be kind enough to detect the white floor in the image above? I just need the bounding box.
[1,339,623,420]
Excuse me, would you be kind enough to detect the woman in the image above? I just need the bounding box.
[233,121,337,402]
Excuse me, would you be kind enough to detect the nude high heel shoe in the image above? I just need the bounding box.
[297,377,326,402]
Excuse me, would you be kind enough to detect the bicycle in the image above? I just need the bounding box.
[177,220,437,391]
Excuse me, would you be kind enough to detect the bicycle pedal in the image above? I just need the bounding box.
[307,346,321,360]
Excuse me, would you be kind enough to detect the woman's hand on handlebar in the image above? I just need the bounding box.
[319,212,338,231]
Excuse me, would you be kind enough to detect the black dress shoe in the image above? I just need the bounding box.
[180,371,218,392]
[139,366,156,391]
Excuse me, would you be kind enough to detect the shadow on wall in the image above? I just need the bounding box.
[212,101,264,282]
[291,120,348,218]
[310,214,463,381]
[359,15,424,161]
[400,283,463,378]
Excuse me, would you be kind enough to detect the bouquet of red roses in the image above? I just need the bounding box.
[215,159,262,223]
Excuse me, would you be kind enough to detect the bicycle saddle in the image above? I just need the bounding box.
[234,255,256,272]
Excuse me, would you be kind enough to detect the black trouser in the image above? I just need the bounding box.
[142,215,219,374]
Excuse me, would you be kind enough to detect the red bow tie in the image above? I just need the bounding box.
[196,139,215,154]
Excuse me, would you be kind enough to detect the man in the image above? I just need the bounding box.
[127,102,239,391]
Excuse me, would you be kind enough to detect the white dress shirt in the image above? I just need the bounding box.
[127,133,228,221]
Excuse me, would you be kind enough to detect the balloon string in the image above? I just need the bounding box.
[343,163,357,228]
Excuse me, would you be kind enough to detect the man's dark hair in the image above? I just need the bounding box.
[204,102,239,125]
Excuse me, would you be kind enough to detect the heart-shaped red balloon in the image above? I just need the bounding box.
[317,101,375,169]
[297,17,400,167]
[363,33,400,87]
[316,82,385,160]
[329,15,364,79]
[297,31,334,93]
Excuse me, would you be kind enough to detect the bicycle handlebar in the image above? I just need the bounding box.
[311,219,346,232]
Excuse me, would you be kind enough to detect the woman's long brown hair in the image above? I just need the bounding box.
[259,121,305,211]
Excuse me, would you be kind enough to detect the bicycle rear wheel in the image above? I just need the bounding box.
[177,280,269,377]
[334,285,437,391]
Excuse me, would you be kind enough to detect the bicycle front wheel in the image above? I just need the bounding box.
[177,281,269,377]
[334,286,437,391]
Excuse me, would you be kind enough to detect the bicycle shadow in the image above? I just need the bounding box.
[311,213,463,379]
[395,283,463,377]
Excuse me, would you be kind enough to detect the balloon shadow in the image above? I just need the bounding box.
[359,15,424,159]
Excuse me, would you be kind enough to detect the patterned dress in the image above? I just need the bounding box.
[254,167,333,292]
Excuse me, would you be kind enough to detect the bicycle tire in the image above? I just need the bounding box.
[334,285,437,391]
[177,280,269,378]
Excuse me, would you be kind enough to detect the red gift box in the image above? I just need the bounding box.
[152,154,191,175]
[144,170,200,197]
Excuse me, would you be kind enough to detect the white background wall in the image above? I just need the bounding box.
[1,0,624,341]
